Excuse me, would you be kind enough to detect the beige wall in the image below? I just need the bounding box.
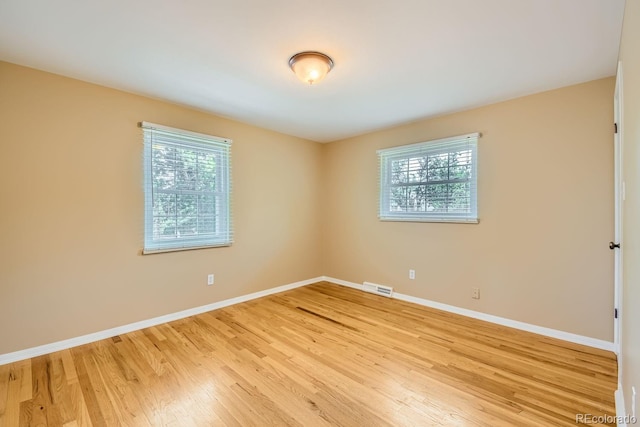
[322,78,615,341]
[0,61,323,354]
[619,0,640,413]
[0,60,617,356]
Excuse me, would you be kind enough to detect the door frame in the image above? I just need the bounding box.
[613,61,624,362]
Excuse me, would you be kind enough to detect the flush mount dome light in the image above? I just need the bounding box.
[289,51,334,85]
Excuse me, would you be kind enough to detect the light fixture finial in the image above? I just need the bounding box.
[289,51,334,85]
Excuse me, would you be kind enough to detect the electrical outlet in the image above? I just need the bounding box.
[472,287,480,299]
[207,274,214,286]
[409,269,415,280]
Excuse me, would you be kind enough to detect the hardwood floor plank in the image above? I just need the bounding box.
[73,348,112,427]
[29,356,63,426]
[0,282,617,426]
[0,363,22,427]
[47,354,76,425]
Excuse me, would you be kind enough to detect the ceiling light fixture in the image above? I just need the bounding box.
[289,51,334,85]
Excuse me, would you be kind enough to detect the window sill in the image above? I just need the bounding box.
[379,217,479,224]
[142,243,231,255]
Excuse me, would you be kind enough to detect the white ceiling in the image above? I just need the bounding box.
[0,0,625,142]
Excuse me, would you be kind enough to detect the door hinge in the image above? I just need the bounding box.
[615,122,618,134]
[615,308,619,319]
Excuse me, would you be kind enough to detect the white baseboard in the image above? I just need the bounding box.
[1,275,616,366]
[321,276,615,352]
[616,388,627,427]
[0,276,323,366]
[320,276,363,290]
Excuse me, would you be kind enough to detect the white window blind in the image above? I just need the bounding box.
[142,122,232,253]
[378,133,479,223]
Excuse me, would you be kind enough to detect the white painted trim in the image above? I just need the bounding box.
[320,276,363,290]
[1,275,615,366]
[616,388,627,427]
[614,60,624,372]
[0,277,323,366]
[322,277,615,352]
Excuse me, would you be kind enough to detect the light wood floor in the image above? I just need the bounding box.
[0,282,617,426]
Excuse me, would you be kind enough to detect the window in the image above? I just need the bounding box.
[378,133,478,223]
[142,122,232,253]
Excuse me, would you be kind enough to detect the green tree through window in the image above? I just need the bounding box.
[142,122,232,253]
[379,134,478,223]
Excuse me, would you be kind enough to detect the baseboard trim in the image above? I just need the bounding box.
[0,276,323,366]
[322,276,615,352]
[320,276,363,290]
[615,388,628,427]
[1,275,615,365]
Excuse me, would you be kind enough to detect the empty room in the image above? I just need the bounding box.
[1,0,639,426]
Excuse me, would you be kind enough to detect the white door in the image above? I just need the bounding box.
[613,62,623,358]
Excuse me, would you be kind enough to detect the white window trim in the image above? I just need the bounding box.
[141,122,233,254]
[378,133,479,224]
